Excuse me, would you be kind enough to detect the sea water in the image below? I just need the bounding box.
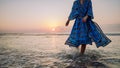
[0,33,120,68]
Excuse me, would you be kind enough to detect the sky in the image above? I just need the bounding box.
[0,0,120,33]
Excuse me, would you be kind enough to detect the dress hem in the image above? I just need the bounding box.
[65,41,92,47]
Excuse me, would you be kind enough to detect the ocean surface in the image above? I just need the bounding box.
[0,33,120,68]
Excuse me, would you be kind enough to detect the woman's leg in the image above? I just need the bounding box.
[80,44,86,54]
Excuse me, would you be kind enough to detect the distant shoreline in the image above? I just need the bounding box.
[0,33,120,36]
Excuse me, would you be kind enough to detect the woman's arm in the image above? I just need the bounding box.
[65,19,70,26]
[82,0,94,23]
[68,1,79,20]
[65,1,79,26]
[87,0,94,19]
[82,15,88,23]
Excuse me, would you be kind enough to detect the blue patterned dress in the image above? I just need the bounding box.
[65,0,111,48]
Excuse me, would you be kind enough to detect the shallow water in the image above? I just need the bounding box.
[0,34,120,68]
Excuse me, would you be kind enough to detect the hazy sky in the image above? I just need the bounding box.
[0,0,120,33]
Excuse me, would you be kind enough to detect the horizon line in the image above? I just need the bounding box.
[0,32,120,36]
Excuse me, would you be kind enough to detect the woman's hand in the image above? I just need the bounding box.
[82,15,88,23]
[65,19,70,26]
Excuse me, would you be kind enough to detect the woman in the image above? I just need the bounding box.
[65,0,111,55]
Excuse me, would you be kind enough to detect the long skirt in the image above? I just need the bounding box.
[65,18,111,48]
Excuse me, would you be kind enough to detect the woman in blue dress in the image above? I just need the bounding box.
[65,0,111,55]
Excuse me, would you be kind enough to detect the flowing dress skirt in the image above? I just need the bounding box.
[65,18,111,48]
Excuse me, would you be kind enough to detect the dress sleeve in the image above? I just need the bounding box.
[87,0,94,19]
[68,1,79,20]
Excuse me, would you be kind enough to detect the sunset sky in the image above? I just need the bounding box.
[0,0,120,33]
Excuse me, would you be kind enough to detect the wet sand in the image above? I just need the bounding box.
[0,34,120,68]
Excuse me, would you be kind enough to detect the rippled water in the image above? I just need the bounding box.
[0,34,120,68]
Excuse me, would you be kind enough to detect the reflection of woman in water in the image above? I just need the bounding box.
[65,0,111,55]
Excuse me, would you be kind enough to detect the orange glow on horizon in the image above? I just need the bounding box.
[43,17,62,32]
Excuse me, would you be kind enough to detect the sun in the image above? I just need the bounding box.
[52,28,55,31]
